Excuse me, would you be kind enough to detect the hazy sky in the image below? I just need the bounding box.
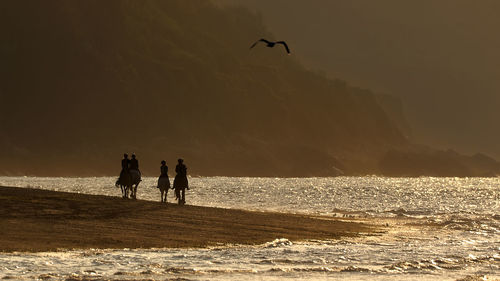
[227,0,500,158]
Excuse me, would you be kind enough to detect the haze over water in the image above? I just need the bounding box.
[0,176,498,280]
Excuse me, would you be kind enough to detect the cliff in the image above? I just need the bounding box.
[0,0,497,177]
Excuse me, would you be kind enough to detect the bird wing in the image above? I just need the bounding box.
[276,41,291,54]
[250,38,271,49]
[249,41,260,49]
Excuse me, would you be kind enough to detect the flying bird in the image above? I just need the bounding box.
[250,39,291,55]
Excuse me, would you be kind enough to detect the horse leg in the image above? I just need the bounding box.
[160,190,164,202]
[175,188,180,201]
[133,182,139,199]
[181,188,186,205]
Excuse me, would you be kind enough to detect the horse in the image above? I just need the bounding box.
[128,169,141,199]
[115,169,141,199]
[173,175,189,205]
[115,171,132,198]
[157,176,171,203]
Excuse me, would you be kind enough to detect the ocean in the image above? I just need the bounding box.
[0,176,498,280]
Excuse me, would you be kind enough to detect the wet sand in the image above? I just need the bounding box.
[0,186,376,252]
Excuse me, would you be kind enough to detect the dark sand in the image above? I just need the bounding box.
[0,186,376,252]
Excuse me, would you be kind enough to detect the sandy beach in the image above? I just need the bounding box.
[0,186,375,252]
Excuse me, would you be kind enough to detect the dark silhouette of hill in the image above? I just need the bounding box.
[379,147,500,177]
[0,0,498,177]
[221,0,500,161]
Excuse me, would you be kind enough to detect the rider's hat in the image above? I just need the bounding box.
[161,160,166,164]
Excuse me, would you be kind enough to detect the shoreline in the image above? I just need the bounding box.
[1,174,499,178]
[0,186,377,252]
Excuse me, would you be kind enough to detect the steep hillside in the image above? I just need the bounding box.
[1,0,493,177]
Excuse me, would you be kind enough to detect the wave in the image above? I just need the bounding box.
[267,265,372,273]
[386,254,500,273]
[456,275,498,281]
[427,215,499,234]
[264,238,293,248]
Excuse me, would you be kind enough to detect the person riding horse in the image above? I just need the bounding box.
[116,153,131,197]
[116,153,142,199]
[127,154,142,199]
[173,158,189,205]
[121,153,130,175]
[117,153,130,184]
[160,160,168,177]
[157,160,171,203]
[130,154,140,175]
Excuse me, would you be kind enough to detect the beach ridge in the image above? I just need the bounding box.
[0,186,375,252]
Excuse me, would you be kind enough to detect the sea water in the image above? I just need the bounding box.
[0,176,498,280]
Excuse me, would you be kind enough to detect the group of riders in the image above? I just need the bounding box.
[116,153,189,205]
